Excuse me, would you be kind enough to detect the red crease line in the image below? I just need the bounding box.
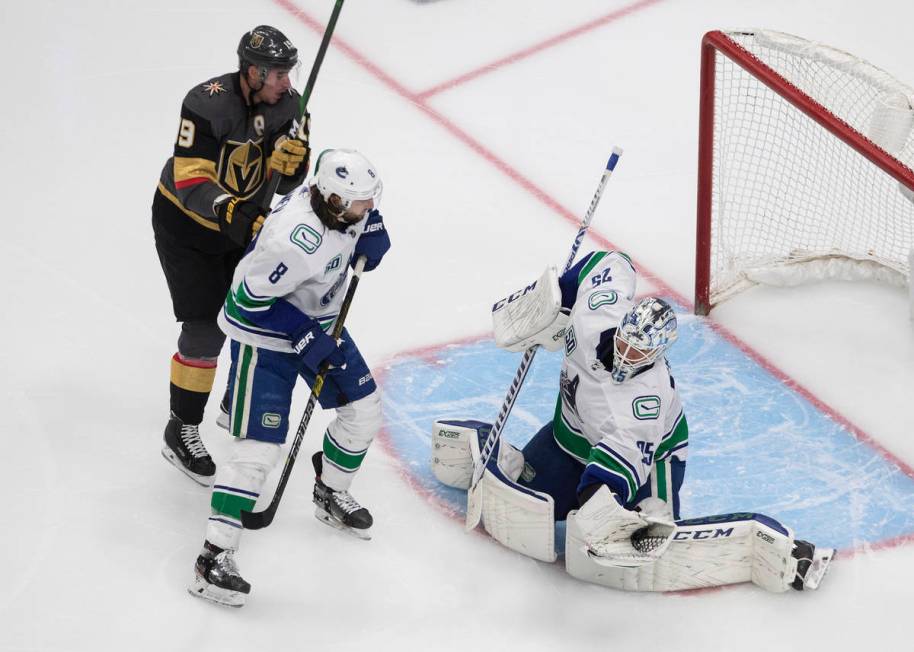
[417,0,665,100]
[273,0,914,482]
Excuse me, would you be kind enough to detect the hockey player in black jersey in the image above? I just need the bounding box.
[153,26,310,485]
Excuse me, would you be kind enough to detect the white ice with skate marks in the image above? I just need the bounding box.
[3,0,914,650]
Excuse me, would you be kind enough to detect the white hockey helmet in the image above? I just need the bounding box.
[313,148,383,212]
[610,297,678,383]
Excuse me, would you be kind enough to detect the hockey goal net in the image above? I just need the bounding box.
[695,29,914,315]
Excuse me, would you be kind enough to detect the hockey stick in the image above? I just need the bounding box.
[240,255,367,530]
[261,0,346,208]
[465,148,623,531]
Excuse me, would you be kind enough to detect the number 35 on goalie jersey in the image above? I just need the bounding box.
[554,251,688,507]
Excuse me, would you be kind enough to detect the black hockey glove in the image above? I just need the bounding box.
[215,198,266,247]
[353,210,390,272]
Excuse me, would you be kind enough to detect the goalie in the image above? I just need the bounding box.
[432,250,832,593]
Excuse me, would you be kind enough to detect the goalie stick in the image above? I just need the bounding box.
[261,0,346,210]
[465,148,624,531]
[240,256,367,530]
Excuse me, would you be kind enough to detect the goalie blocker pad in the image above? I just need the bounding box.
[566,509,802,592]
[492,266,569,352]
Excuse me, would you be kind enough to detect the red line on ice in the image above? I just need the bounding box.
[273,0,914,491]
[416,0,665,100]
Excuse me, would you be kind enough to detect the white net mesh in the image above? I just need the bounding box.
[709,30,914,305]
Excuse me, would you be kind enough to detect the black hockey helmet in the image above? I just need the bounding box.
[237,25,298,73]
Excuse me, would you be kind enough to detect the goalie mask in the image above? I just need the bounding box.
[610,297,678,384]
[313,149,383,225]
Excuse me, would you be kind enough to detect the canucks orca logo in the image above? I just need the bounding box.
[336,165,349,179]
[560,370,581,419]
[320,270,347,306]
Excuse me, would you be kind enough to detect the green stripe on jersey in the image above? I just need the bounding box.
[323,431,367,471]
[577,251,609,284]
[656,412,688,460]
[654,458,669,502]
[551,395,591,462]
[318,315,335,332]
[587,446,638,500]
[234,283,276,310]
[211,490,256,519]
[224,291,257,328]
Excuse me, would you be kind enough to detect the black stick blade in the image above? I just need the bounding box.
[240,504,276,530]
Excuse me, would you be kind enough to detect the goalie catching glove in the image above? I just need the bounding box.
[574,485,675,567]
[492,266,570,352]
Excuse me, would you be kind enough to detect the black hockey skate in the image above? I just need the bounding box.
[790,539,834,591]
[188,541,250,608]
[161,412,215,486]
[311,452,373,540]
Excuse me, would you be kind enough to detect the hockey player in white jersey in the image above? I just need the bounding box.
[432,250,833,593]
[188,149,389,607]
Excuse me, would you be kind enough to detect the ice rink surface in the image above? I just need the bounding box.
[2,1,913,650]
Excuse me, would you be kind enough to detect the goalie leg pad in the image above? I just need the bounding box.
[431,419,525,489]
[480,459,556,563]
[750,516,799,592]
[431,420,491,489]
[566,510,801,592]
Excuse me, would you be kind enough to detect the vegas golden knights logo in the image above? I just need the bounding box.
[218,139,264,198]
[250,32,264,49]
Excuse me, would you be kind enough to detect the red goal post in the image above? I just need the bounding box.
[695,30,914,315]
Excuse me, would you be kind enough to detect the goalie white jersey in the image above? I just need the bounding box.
[218,184,364,353]
[553,251,688,506]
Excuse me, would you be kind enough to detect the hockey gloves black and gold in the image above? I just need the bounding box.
[353,210,390,272]
[292,323,345,374]
[216,198,266,247]
[270,112,311,177]
[270,137,309,177]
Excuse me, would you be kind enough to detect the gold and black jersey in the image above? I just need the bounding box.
[155,72,302,248]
